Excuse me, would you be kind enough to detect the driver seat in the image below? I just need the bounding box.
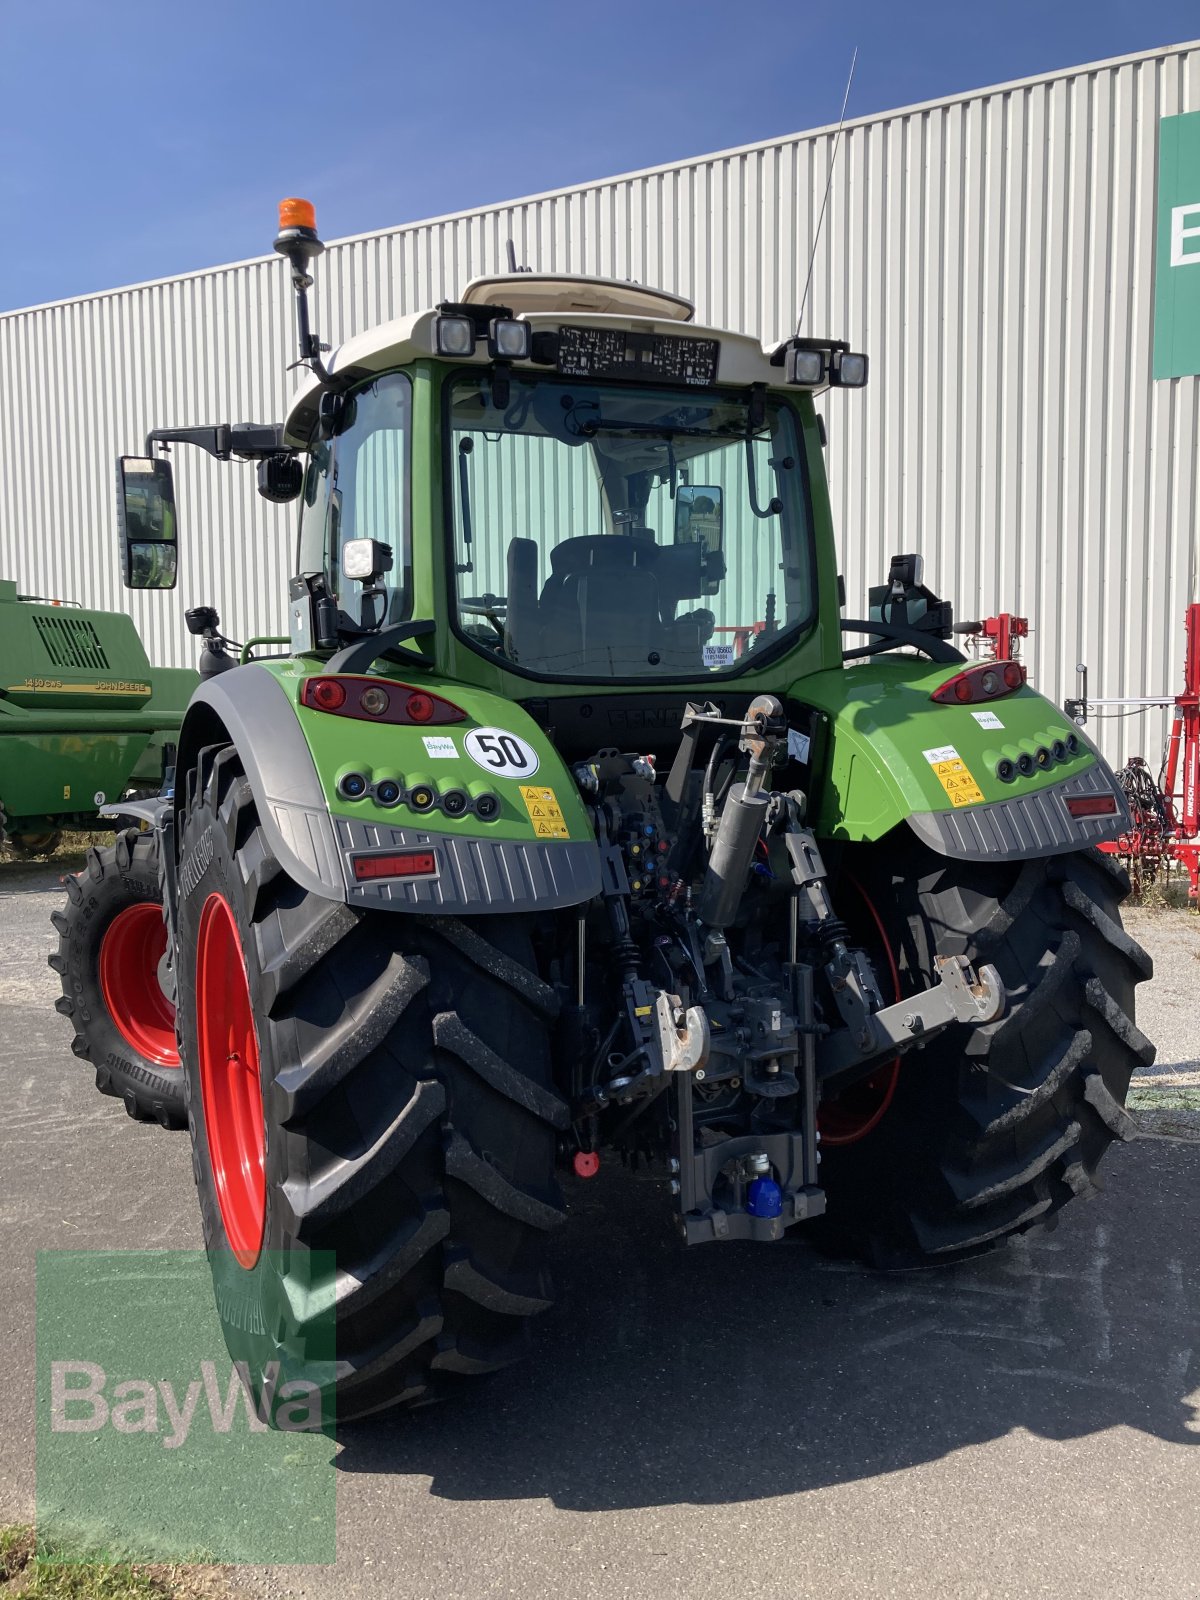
[503,537,541,665]
[537,535,664,674]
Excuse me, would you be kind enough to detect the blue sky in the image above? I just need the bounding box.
[1,0,1196,311]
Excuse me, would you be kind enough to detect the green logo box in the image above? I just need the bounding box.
[1154,110,1200,380]
[36,1251,337,1565]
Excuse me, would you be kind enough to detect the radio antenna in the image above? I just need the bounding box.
[505,239,532,274]
[796,46,858,334]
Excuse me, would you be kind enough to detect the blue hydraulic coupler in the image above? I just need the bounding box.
[746,1176,783,1218]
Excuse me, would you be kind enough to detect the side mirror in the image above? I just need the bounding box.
[674,485,723,595]
[117,456,178,590]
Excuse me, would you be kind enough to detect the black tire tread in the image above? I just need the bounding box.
[49,830,184,1128]
[178,746,565,1420]
[819,842,1152,1267]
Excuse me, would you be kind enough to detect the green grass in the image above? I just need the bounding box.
[0,1527,36,1583]
[0,1529,232,1599]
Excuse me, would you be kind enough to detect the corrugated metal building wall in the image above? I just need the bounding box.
[1,39,1197,763]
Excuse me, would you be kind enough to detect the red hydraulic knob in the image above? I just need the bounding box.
[573,1150,600,1179]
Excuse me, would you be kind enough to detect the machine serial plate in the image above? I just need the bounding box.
[556,326,719,386]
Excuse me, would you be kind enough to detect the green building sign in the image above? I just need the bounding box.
[1154,110,1200,379]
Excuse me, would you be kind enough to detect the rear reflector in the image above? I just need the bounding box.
[1065,795,1119,819]
[352,849,438,881]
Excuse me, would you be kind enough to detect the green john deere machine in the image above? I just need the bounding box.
[0,579,194,853]
[52,197,1152,1425]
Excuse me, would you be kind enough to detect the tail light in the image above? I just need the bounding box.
[300,676,466,725]
[931,660,1026,705]
[1065,794,1119,819]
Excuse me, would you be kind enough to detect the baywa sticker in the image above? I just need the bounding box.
[971,710,1005,730]
[921,744,985,808]
[519,784,570,839]
[422,735,457,758]
[464,727,540,779]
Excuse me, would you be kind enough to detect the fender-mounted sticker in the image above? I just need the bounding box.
[464,727,541,779]
[519,784,571,839]
[422,735,457,758]
[922,744,985,808]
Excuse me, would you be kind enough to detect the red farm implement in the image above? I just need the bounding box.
[954,611,1030,665]
[1066,604,1200,899]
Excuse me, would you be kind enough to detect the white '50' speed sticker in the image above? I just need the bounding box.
[464,727,541,779]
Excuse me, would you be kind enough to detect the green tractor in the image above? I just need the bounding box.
[54,198,1151,1423]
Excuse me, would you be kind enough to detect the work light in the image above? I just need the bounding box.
[830,350,869,387]
[785,347,826,385]
[488,318,531,360]
[435,315,476,356]
[341,538,392,582]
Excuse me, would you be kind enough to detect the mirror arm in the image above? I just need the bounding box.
[145,423,287,462]
[147,425,228,460]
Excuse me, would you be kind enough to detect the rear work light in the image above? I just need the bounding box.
[931,660,1027,705]
[300,676,467,725]
[352,849,438,882]
[488,317,531,360]
[1065,794,1119,819]
[785,346,826,385]
[435,315,476,357]
[829,350,869,387]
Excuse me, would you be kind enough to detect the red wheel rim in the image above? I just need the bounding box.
[98,903,180,1067]
[818,876,902,1147]
[195,893,265,1269]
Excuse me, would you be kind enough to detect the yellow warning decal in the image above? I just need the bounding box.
[519,783,571,839]
[922,744,985,808]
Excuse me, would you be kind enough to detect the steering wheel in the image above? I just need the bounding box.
[459,594,507,642]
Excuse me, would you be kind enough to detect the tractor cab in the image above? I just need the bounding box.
[279,257,866,760]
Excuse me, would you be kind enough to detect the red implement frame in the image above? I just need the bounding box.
[959,613,1029,662]
[1100,603,1200,898]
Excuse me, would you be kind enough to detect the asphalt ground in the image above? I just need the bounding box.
[2,856,1199,1599]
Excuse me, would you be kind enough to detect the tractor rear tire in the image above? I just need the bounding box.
[815,840,1153,1267]
[49,830,184,1127]
[175,745,567,1422]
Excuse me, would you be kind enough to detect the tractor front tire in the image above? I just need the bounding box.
[176,745,567,1422]
[817,840,1153,1267]
[50,830,184,1127]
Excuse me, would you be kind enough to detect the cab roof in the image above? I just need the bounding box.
[284,274,818,445]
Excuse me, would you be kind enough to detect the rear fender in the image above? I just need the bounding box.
[175,665,601,911]
[797,660,1130,861]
